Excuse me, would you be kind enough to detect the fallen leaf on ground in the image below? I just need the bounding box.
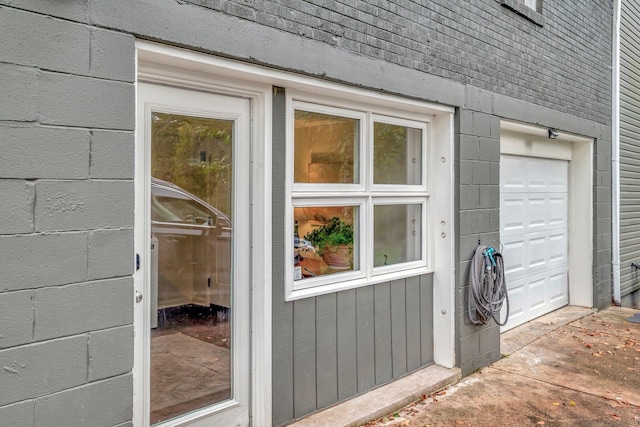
[569,401,576,406]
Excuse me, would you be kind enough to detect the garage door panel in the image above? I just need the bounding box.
[529,198,547,228]
[500,155,569,331]
[548,232,568,263]
[500,229,568,282]
[504,283,525,324]
[528,277,546,310]
[502,156,568,193]
[528,236,546,268]
[549,271,569,303]
[503,239,525,275]
[502,197,526,231]
[549,197,568,226]
[501,156,527,191]
[500,194,568,235]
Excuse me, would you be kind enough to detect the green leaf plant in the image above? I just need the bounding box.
[303,216,354,258]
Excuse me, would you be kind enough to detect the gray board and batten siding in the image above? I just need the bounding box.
[619,0,640,306]
[271,88,434,425]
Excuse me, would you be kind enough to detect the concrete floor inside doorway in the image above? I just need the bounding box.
[150,305,232,424]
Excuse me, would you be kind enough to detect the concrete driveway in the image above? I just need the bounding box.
[365,306,640,427]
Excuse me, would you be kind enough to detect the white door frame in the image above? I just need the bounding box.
[500,120,594,311]
[134,41,273,426]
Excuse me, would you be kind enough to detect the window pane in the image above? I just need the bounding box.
[150,112,233,423]
[374,204,422,267]
[294,110,359,184]
[293,206,358,278]
[374,122,422,185]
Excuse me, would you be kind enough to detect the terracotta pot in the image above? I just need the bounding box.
[322,245,352,270]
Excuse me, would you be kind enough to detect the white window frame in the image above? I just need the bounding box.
[285,92,435,300]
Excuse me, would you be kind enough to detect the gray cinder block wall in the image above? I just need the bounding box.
[0,3,136,426]
[0,0,612,425]
[456,108,503,375]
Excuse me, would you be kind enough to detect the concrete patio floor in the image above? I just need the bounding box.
[366,306,640,427]
[290,306,640,427]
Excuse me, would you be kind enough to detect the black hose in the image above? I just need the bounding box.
[467,245,509,326]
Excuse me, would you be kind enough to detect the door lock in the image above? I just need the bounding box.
[135,290,143,303]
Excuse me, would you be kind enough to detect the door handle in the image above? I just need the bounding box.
[135,290,143,303]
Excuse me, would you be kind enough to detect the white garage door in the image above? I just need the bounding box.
[500,155,569,331]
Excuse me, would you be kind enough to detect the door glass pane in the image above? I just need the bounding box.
[294,110,359,184]
[150,112,233,424]
[373,204,422,267]
[293,206,358,279]
[374,122,422,185]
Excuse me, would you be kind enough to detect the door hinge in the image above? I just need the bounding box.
[136,253,140,271]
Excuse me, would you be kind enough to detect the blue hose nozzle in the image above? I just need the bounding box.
[482,246,496,269]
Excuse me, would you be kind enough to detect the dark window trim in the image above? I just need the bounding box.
[500,0,545,27]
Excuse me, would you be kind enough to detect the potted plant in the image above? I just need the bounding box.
[304,216,354,269]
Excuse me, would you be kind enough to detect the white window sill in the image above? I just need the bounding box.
[286,267,433,301]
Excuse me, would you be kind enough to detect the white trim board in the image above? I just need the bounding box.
[136,42,273,427]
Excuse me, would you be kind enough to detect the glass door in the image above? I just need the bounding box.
[135,83,251,427]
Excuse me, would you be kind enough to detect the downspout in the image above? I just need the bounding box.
[612,0,621,305]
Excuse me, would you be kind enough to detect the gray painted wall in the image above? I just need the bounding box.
[0,2,135,426]
[618,0,640,308]
[0,0,612,426]
[271,88,435,425]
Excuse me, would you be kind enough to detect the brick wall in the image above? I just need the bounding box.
[184,0,612,123]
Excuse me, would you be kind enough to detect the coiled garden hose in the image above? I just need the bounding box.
[467,244,509,326]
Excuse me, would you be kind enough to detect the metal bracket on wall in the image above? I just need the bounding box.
[631,262,640,271]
